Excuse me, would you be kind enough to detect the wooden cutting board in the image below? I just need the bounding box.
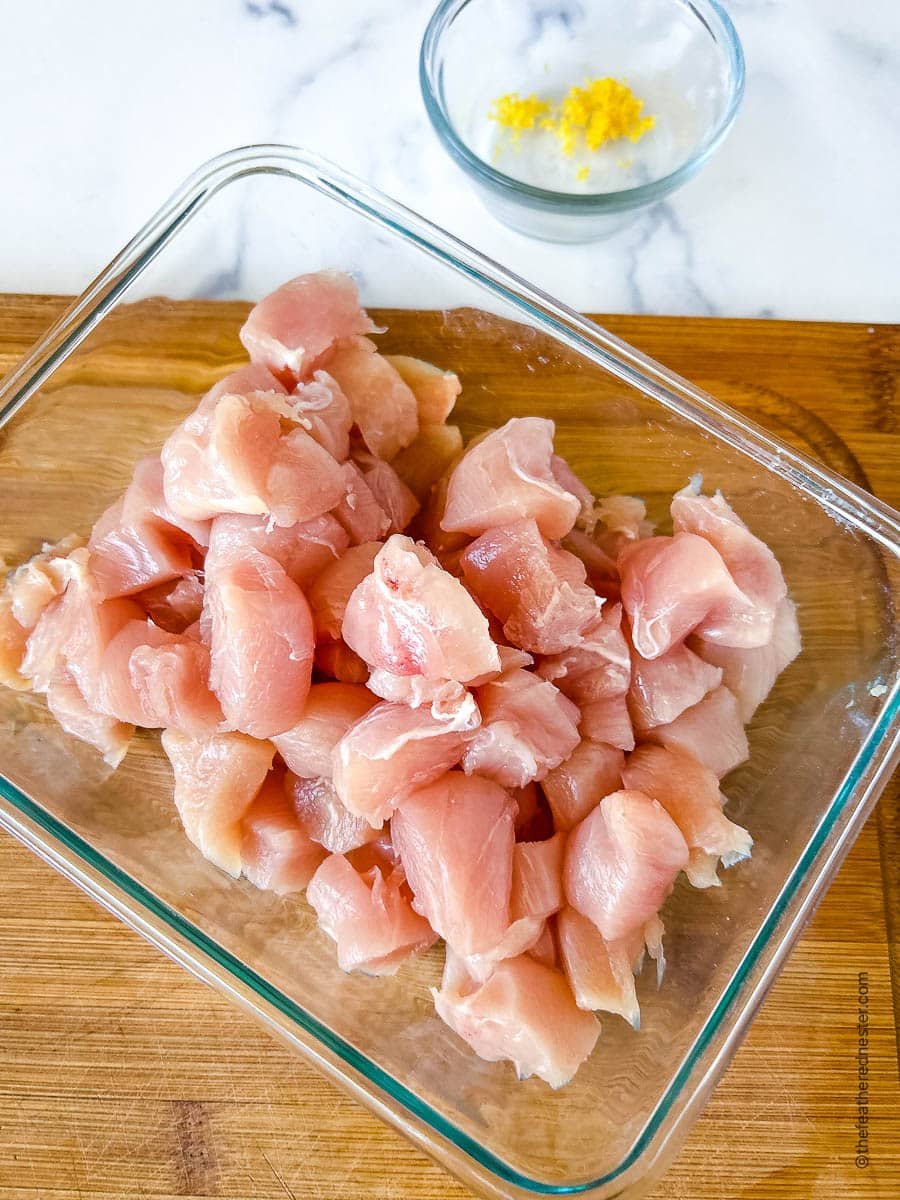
[0,296,897,1200]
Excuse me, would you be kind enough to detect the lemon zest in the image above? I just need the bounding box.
[488,92,551,142]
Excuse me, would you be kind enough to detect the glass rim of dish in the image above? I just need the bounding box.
[419,0,747,212]
[1,143,899,1197]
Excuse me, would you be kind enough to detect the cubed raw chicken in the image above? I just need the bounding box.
[578,694,635,751]
[289,371,353,461]
[363,461,420,534]
[365,672,469,713]
[461,518,600,654]
[273,682,377,778]
[46,670,134,767]
[594,494,652,558]
[203,539,315,738]
[690,597,801,720]
[392,772,516,957]
[462,668,580,788]
[383,354,461,424]
[564,790,689,942]
[644,685,749,779]
[307,541,383,641]
[342,535,499,682]
[137,573,204,634]
[0,592,30,690]
[333,695,480,826]
[441,418,581,540]
[5,533,87,629]
[511,782,555,842]
[541,740,624,831]
[536,603,630,703]
[433,950,599,1088]
[391,424,464,502]
[528,921,558,969]
[550,455,596,531]
[332,462,391,544]
[627,638,723,731]
[162,728,274,876]
[556,906,641,1026]
[239,270,377,382]
[285,773,380,855]
[619,533,748,660]
[161,388,346,527]
[240,772,327,894]
[207,512,349,589]
[561,527,619,597]
[671,481,787,648]
[325,337,419,460]
[307,851,436,975]
[97,618,222,734]
[622,744,752,888]
[511,834,566,923]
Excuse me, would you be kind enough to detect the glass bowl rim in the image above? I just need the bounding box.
[0,143,898,1198]
[419,0,746,213]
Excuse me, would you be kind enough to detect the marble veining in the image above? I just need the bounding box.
[1,0,896,320]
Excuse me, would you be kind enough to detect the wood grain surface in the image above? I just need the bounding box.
[0,296,898,1200]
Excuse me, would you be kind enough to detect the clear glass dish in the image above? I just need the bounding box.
[420,0,745,241]
[0,145,898,1200]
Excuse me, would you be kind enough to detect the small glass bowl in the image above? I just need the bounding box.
[420,0,745,242]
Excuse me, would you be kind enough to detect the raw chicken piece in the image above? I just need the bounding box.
[561,528,619,597]
[307,851,436,976]
[564,790,689,941]
[325,337,419,460]
[550,455,595,531]
[273,682,377,778]
[162,728,274,876]
[363,461,420,533]
[391,424,464,502]
[343,535,498,682]
[332,462,391,544]
[203,540,314,738]
[461,519,600,654]
[98,618,223,734]
[512,782,555,842]
[285,773,380,854]
[619,533,747,660]
[671,481,787,648]
[528,922,558,969]
[462,668,580,788]
[594,494,651,557]
[239,270,377,382]
[644,686,749,779]
[690,598,801,721]
[383,354,461,424]
[392,771,515,956]
[5,533,86,629]
[556,906,641,1026]
[536,604,630,704]
[89,494,193,600]
[290,371,352,461]
[411,466,470,573]
[578,695,634,751]
[541,740,624,832]
[622,745,752,888]
[365,672,469,715]
[137,573,204,634]
[0,593,29,690]
[240,773,327,894]
[433,950,599,1087]
[46,670,134,767]
[333,695,480,826]
[307,541,382,640]
[21,551,143,697]
[628,639,723,731]
[511,834,566,923]
[442,418,580,540]
[207,512,349,590]
[162,389,346,527]
[314,638,370,683]
[205,362,288,405]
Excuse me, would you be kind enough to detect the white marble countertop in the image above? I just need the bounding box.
[2,0,897,321]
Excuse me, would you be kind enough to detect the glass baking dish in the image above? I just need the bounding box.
[0,145,898,1200]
